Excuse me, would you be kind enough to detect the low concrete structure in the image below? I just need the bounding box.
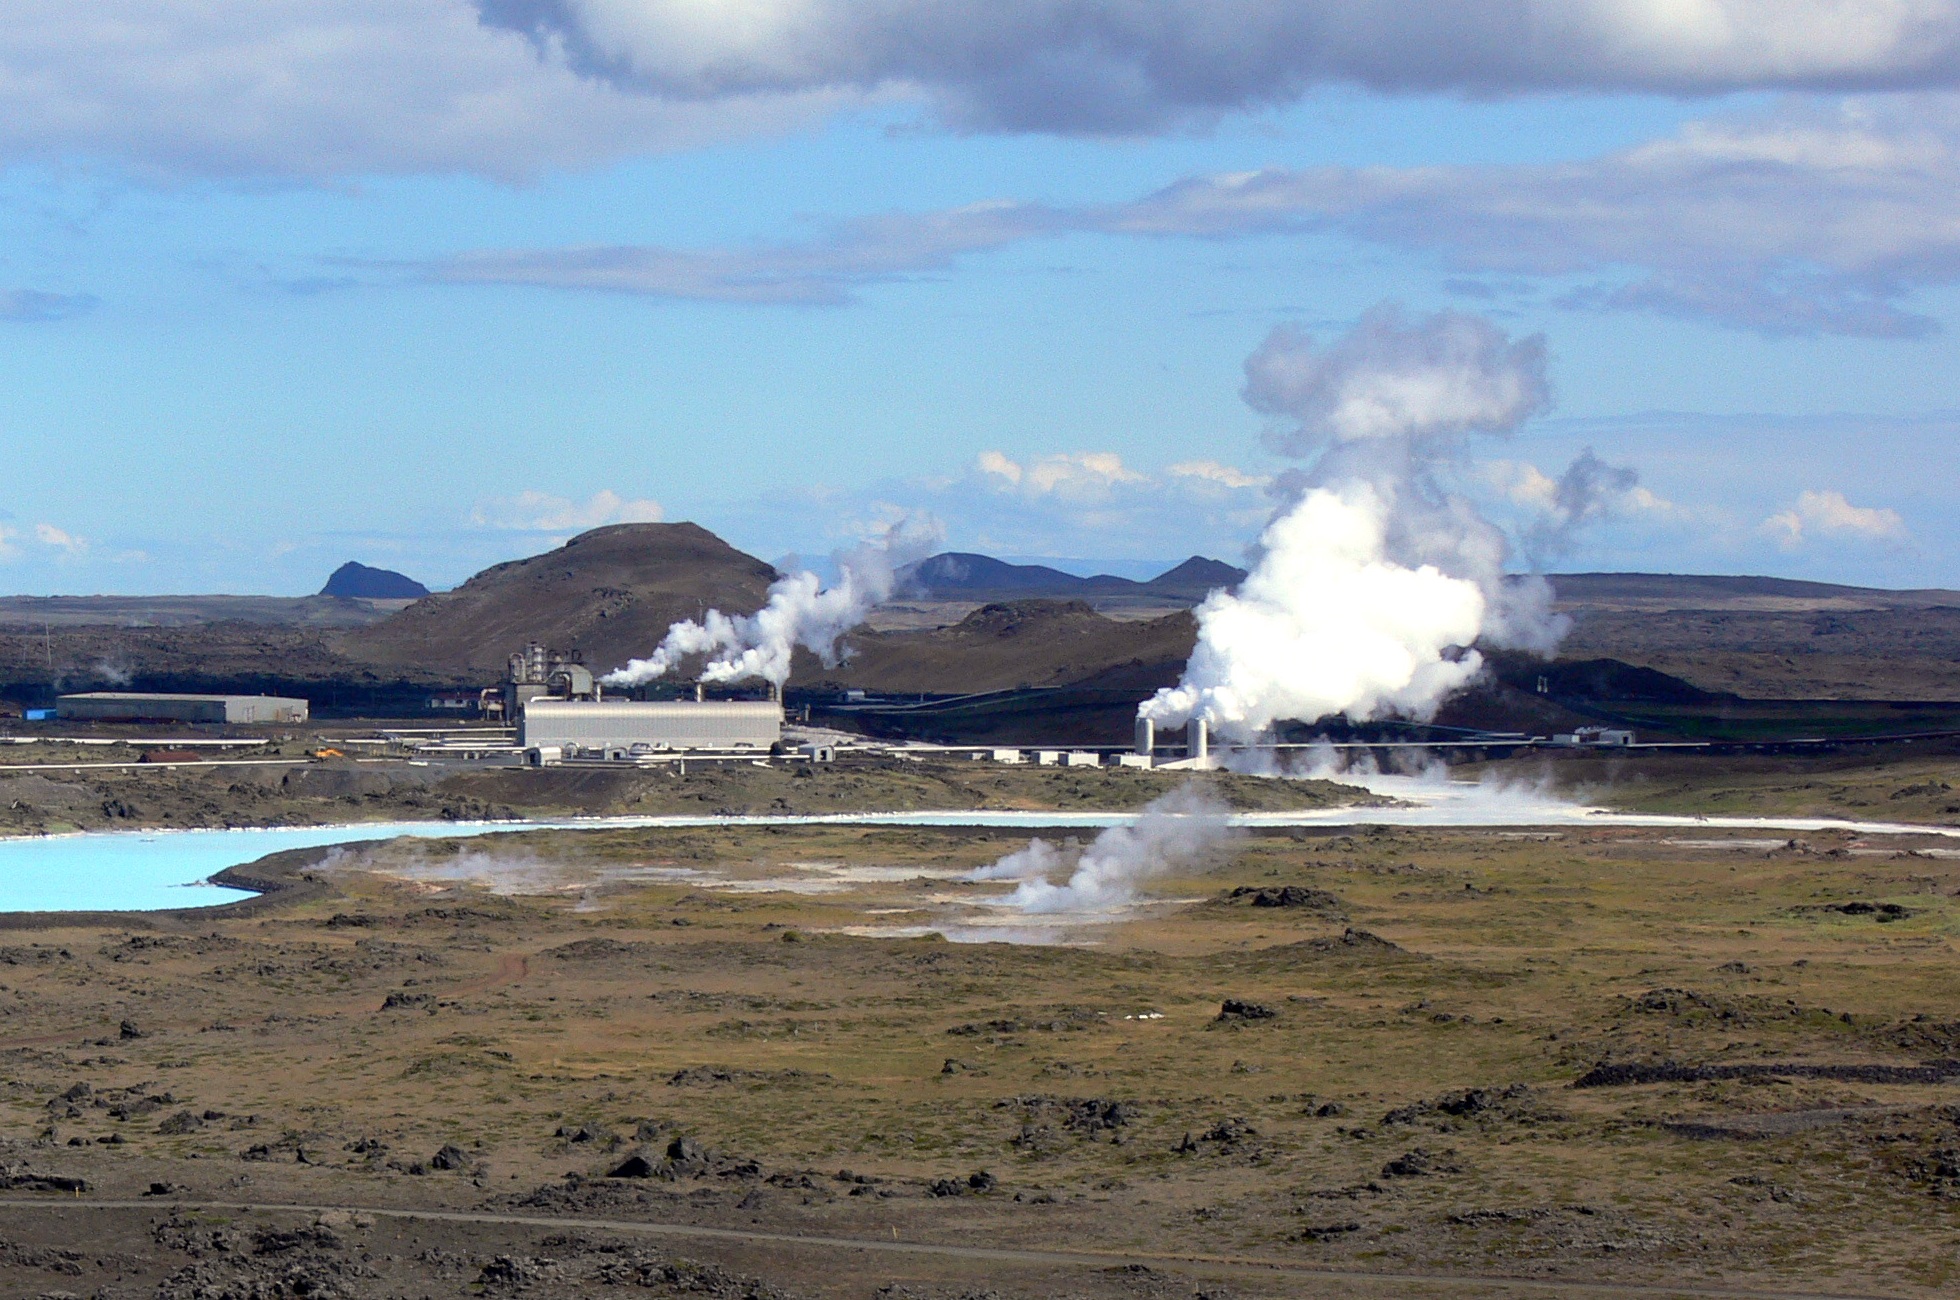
[57,692,308,724]
[520,698,782,753]
[1553,726,1635,747]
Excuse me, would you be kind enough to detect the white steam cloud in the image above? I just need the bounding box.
[1519,447,1642,563]
[605,515,941,688]
[968,784,1235,913]
[1144,303,1565,742]
[1244,311,1548,451]
[1144,485,1489,735]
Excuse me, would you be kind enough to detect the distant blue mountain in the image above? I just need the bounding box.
[322,561,429,600]
[898,552,1244,602]
[1145,556,1248,598]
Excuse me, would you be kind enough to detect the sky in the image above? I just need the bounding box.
[2,1,1958,595]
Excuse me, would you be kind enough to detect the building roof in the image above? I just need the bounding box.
[57,692,306,704]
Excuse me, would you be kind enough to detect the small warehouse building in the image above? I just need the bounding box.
[1552,725,1635,747]
[520,698,781,754]
[57,692,310,724]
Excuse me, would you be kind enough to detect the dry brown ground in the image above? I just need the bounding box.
[1472,746,1960,826]
[0,755,1371,837]
[1555,607,1960,701]
[0,806,1955,1297]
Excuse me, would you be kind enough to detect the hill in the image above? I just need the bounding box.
[897,552,1245,603]
[321,561,429,600]
[1545,572,1960,611]
[4,523,1956,719]
[1539,573,1960,700]
[814,600,1196,695]
[1145,556,1245,600]
[335,523,778,675]
[812,599,1624,745]
[0,595,393,629]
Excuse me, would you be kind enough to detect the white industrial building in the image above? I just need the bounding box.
[520,698,781,755]
[57,692,309,724]
[1553,726,1636,747]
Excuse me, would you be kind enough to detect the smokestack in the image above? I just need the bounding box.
[601,515,942,692]
[695,682,704,702]
[1187,717,1208,761]
[1134,716,1154,757]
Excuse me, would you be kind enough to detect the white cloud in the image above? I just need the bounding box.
[909,450,1272,559]
[432,200,1057,303]
[489,1,1960,133]
[973,450,1022,486]
[1113,96,1960,336]
[470,488,663,531]
[435,98,1960,334]
[1169,460,1272,490]
[0,1,852,180]
[32,523,87,554]
[0,521,93,562]
[1762,488,1907,547]
[732,451,1274,566]
[1483,458,1677,516]
[1475,450,1684,565]
[1483,460,1564,513]
[9,3,1960,179]
[975,450,1148,500]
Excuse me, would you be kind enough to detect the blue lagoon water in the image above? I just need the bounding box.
[0,821,540,913]
[3,776,1955,914]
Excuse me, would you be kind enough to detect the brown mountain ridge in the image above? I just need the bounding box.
[335,522,778,675]
[4,523,1957,711]
[807,600,1197,695]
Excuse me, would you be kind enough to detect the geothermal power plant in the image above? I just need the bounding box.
[478,640,1266,772]
[208,639,1237,770]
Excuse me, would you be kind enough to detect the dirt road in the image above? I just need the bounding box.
[0,1197,1904,1300]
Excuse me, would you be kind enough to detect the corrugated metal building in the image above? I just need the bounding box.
[520,699,781,752]
[57,692,310,724]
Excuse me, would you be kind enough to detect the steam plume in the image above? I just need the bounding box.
[969,784,1234,913]
[1521,447,1641,564]
[1244,308,1548,452]
[1144,303,1563,741]
[605,515,941,689]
